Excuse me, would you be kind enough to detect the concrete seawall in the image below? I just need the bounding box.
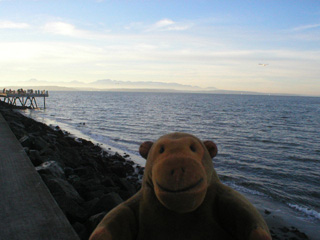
[0,113,79,240]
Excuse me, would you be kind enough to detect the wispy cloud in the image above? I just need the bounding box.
[291,23,320,31]
[42,21,112,40]
[43,21,86,37]
[0,20,30,29]
[155,19,175,28]
[147,18,192,32]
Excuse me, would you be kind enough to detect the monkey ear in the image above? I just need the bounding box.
[139,141,153,159]
[203,141,218,158]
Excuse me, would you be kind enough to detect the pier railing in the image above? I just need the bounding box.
[0,89,49,109]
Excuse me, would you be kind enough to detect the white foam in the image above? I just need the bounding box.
[226,182,267,197]
[288,203,320,220]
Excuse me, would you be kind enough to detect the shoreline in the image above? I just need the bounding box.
[1,101,143,239]
[0,101,315,239]
[22,108,147,167]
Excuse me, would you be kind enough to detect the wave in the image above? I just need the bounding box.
[56,117,73,122]
[288,203,320,221]
[224,181,267,197]
[288,155,319,163]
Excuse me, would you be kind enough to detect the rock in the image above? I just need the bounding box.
[9,123,27,139]
[53,125,61,131]
[279,226,290,233]
[110,163,127,178]
[123,162,135,175]
[41,147,55,156]
[86,212,107,235]
[10,120,25,129]
[290,227,309,239]
[112,152,126,162]
[81,138,94,147]
[72,222,88,240]
[64,167,74,177]
[118,178,136,196]
[19,135,32,148]
[33,136,49,151]
[101,176,116,187]
[85,190,105,201]
[83,180,106,192]
[41,152,64,166]
[73,179,109,201]
[116,178,139,200]
[29,149,43,166]
[46,178,84,204]
[46,178,87,222]
[67,174,81,185]
[137,166,145,175]
[83,198,100,214]
[89,192,123,216]
[61,150,85,168]
[47,133,58,139]
[36,161,65,179]
[74,166,95,178]
[264,209,271,215]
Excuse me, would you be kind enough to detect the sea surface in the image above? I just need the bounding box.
[24,91,320,235]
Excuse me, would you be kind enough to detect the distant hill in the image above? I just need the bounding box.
[1,78,300,96]
[3,78,211,91]
[88,79,208,91]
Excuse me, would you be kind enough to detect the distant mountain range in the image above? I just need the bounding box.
[10,79,211,91]
[1,78,298,96]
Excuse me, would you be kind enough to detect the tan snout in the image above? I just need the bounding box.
[152,157,207,213]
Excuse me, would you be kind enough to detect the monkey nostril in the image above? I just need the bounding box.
[170,168,186,176]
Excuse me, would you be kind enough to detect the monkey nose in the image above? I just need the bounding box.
[170,167,186,182]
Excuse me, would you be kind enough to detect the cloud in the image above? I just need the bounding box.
[0,20,30,29]
[285,23,320,41]
[147,18,192,31]
[1,17,320,95]
[43,21,82,36]
[125,19,191,32]
[291,23,320,31]
[42,21,112,40]
[155,19,175,28]
[1,39,319,95]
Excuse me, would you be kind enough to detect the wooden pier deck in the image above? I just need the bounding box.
[0,113,79,240]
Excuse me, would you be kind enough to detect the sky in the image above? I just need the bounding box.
[0,0,320,96]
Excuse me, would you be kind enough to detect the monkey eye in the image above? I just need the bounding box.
[190,145,196,152]
[159,146,165,154]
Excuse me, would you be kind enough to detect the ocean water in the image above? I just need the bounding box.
[24,91,320,234]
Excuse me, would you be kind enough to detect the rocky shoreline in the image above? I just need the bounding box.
[0,101,143,239]
[0,101,312,240]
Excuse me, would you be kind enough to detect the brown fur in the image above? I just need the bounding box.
[90,132,271,240]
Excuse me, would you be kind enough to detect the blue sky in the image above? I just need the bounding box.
[0,0,320,95]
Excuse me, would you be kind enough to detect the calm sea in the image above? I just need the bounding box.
[25,91,320,232]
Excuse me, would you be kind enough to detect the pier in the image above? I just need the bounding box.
[0,88,49,109]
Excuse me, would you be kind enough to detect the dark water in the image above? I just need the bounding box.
[26,91,320,227]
